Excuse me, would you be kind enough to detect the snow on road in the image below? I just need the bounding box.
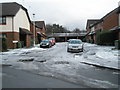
[1,42,119,88]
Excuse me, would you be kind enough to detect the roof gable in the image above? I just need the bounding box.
[0,2,21,16]
[0,2,31,23]
[101,7,118,20]
[89,7,118,28]
[35,21,46,29]
[86,19,100,29]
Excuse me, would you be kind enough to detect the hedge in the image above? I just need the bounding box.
[96,30,115,46]
[82,38,86,42]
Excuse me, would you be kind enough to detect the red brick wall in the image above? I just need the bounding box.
[4,32,19,49]
[30,23,37,43]
[103,13,119,30]
[26,35,31,47]
[95,22,103,31]
[93,35,96,43]
[30,23,34,37]
[1,32,32,49]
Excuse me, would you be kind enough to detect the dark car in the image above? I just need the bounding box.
[40,40,52,48]
[48,38,56,46]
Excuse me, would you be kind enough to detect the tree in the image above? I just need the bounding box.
[45,24,71,35]
[45,24,53,35]
[72,28,81,33]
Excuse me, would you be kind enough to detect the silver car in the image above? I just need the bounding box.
[67,39,83,52]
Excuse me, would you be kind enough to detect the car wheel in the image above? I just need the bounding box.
[81,48,83,52]
[67,48,70,52]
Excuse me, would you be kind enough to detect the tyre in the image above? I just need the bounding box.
[81,48,83,52]
[67,48,70,52]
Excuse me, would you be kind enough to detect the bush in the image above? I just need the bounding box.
[82,38,86,42]
[16,42,22,48]
[115,40,120,50]
[89,39,94,44]
[96,30,115,46]
[86,39,89,43]
[2,38,7,51]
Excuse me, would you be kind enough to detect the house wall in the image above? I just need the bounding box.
[119,31,120,40]
[30,23,38,44]
[0,8,30,33]
[26,35,31,47]
[0,8,31,49]
[0,17,13,32]
[95,22,103,31]
[86,26,91,41]
[91,27,95,32]
[41,26,46,34]
[103,12,119,30]
[93,35,96,43]
[119,14,120,25]
[14,8,30,32]
[5,32,19,49]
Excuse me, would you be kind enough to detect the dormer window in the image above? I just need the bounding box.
[0,17,6,24]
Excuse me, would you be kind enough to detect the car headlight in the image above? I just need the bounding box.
[68,45,72,48]
[46,43,49,45]
[78,45,82,48]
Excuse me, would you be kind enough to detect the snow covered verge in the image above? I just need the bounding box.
[80,43,120,71]
[0,46,47,65]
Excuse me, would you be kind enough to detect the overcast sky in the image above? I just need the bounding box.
[0,0,120,30]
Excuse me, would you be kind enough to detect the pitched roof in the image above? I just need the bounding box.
[89,7,119,28]
[101,7,118,20]
[86,19,100,29]
[0,2,31,22]
[35,21,46,29]
[20,28,33,35]
[0,2,20,16]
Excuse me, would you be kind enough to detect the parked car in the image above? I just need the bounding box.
[40,39,52,48]
[48,38,56,46]
[67,39,83,52]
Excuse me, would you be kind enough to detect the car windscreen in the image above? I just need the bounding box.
[69,40,82,44]
[42,40,49,43]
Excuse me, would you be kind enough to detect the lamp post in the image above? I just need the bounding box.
[33,13,35,46]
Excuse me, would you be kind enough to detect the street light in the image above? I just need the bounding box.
[33,13,35,46]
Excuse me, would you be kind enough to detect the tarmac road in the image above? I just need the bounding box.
[2,66,86,88]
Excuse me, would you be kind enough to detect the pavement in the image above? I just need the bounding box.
[80,61,120,71]
[2,66,86,88]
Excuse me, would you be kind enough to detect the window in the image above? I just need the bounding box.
[69,40,82,44]
[0,33,7,38]
[0,17,6,24]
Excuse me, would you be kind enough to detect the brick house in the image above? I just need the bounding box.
[30,21,47,44]
[0,2,33,49]
[102,8,119,30]
[35,21,47,43]
[109,6,120,40]
[86,7,120,43]
[86,19,100,43]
